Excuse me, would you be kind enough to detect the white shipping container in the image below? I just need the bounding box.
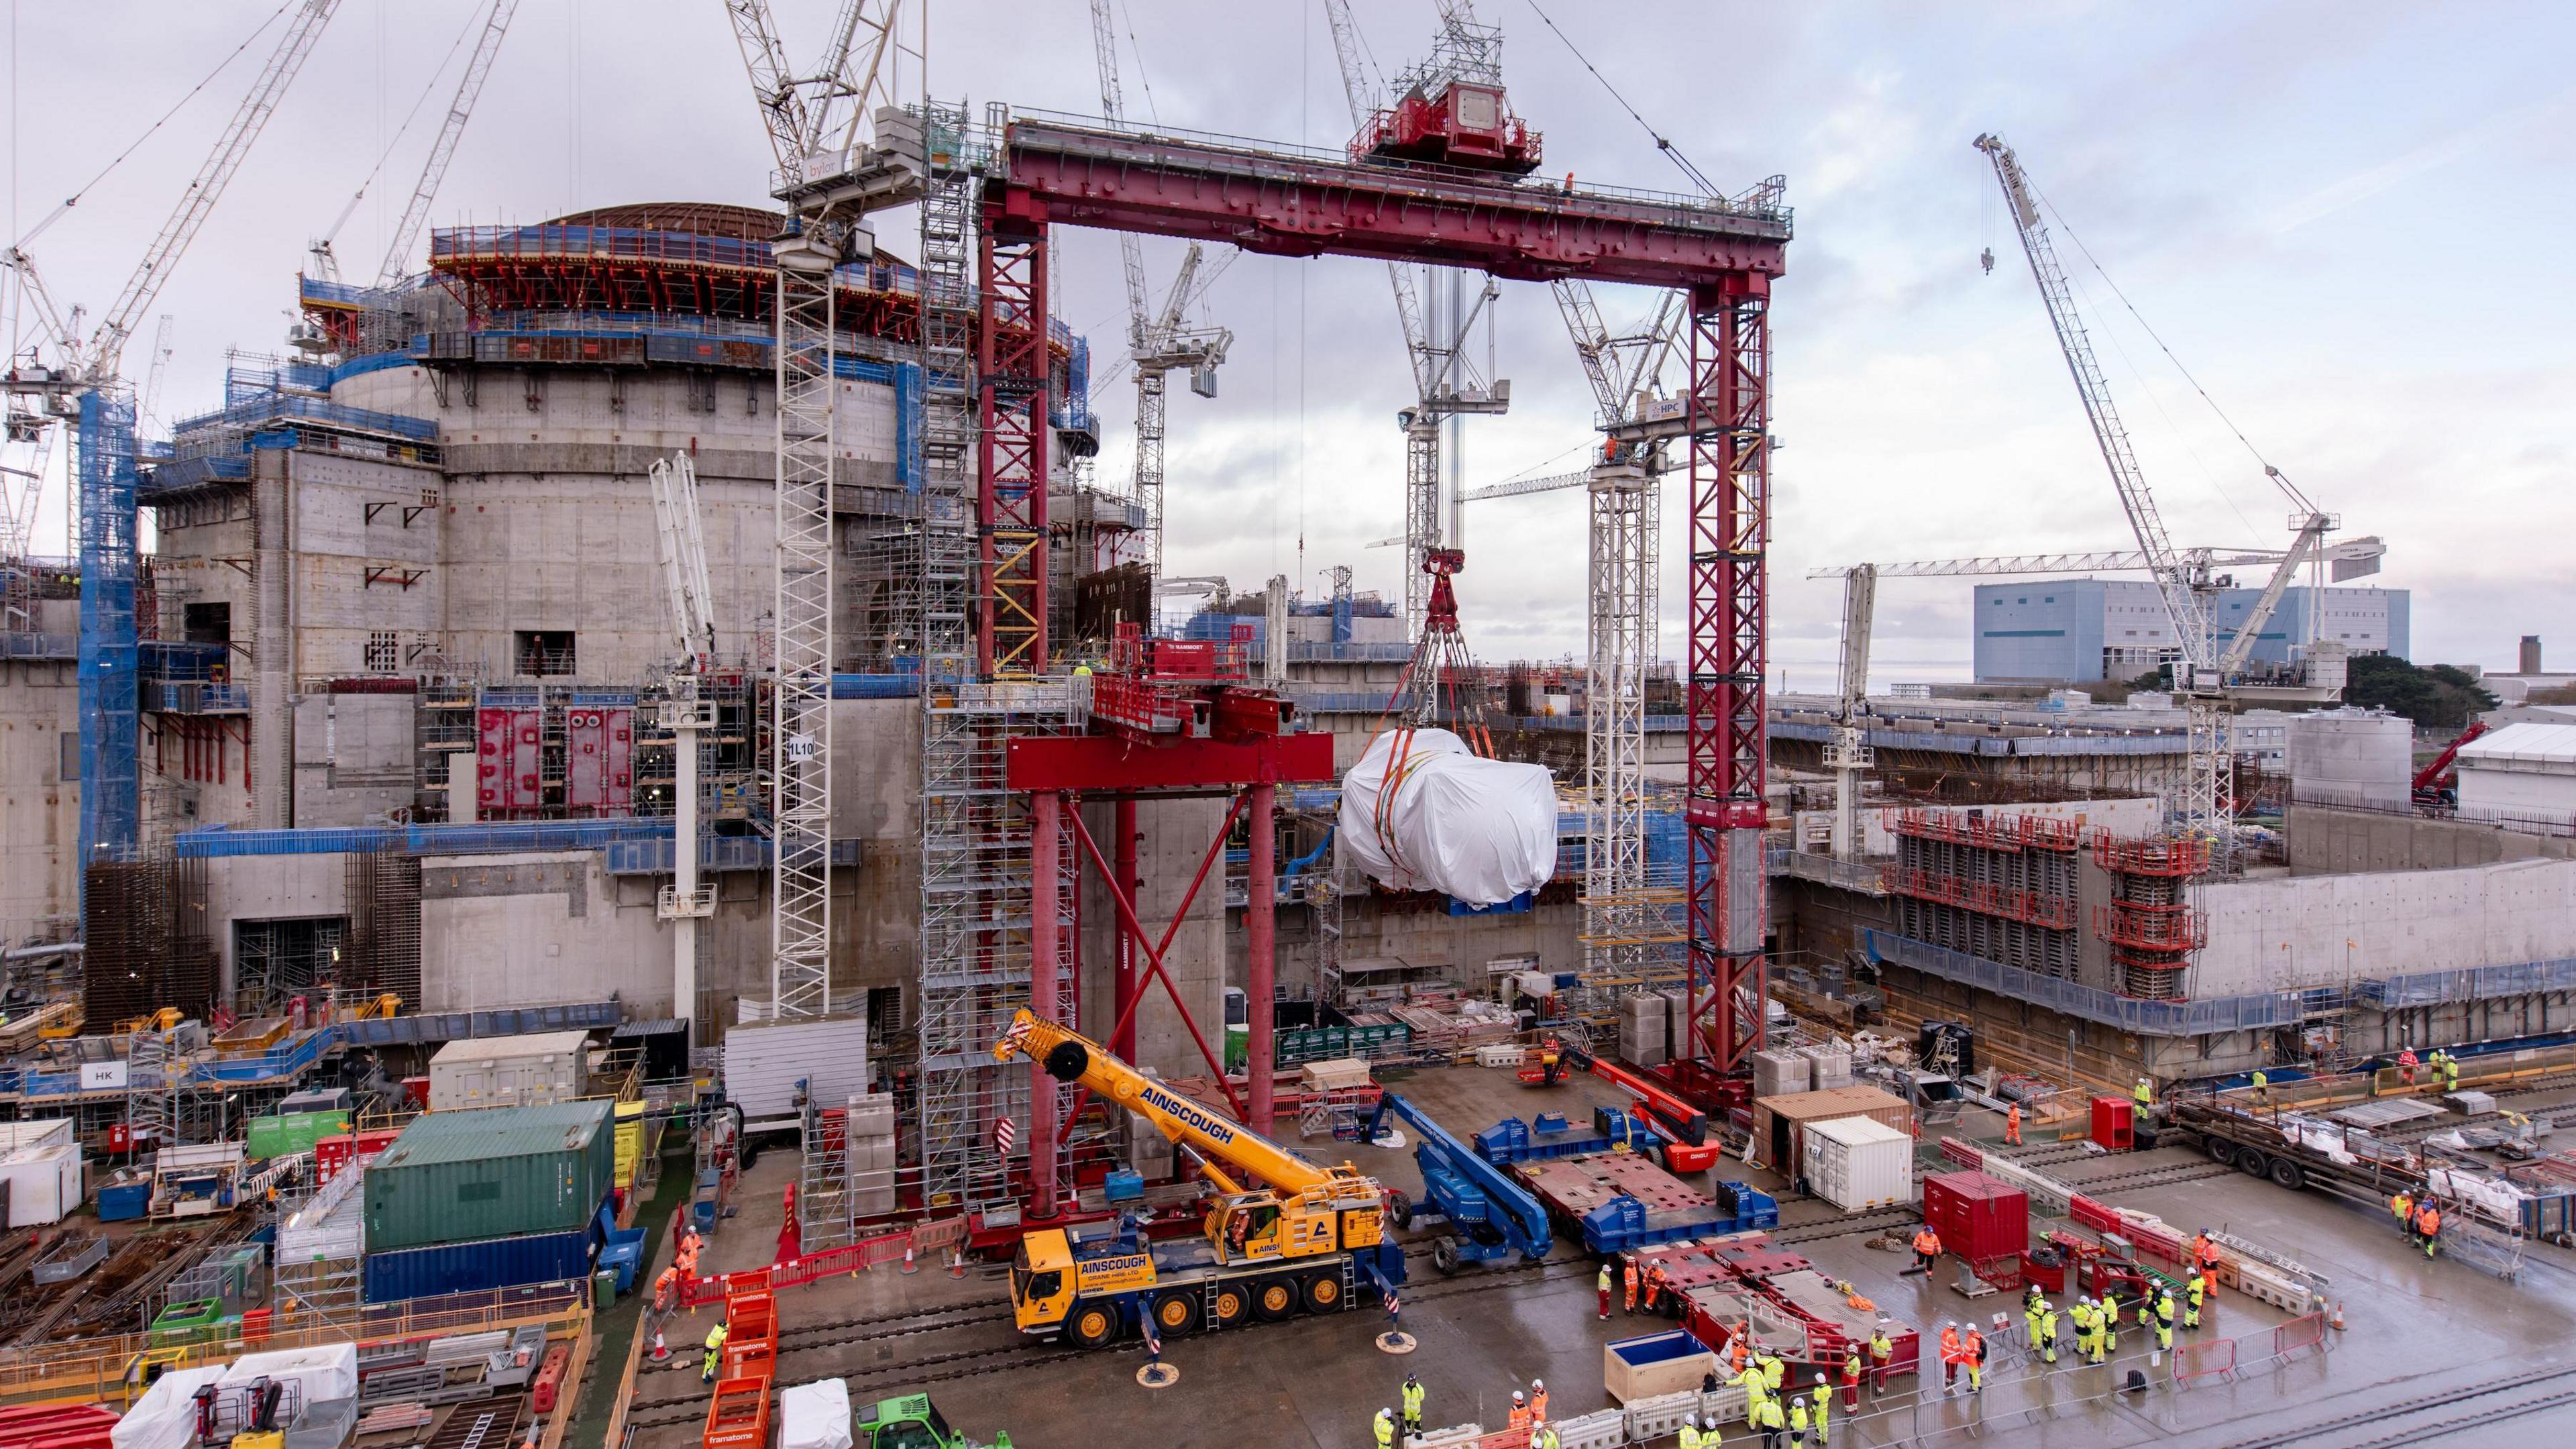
[722,1016,872,1125]
[0,1142,83,1226]
[1801,1115,1913,1212]
[427,1030,592,1110]
[0,1119,73,1152]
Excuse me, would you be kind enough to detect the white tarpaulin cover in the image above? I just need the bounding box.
[778,1379,855,1449]
[1339,728,1554,906]
[219,1342,360,1409]
[115,1366,231,1449]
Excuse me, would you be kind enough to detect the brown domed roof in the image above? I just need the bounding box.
[548,203,786,242]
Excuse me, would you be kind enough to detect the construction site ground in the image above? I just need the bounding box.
[621,1064,2576,1448]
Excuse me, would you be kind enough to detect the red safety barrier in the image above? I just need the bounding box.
[2069,1191,2190,1263]
[529,1342,572,1415]
[2271,1311,2327,1362]
[675,1223,936,1308]
[2173,1335,2237,1384]
[1938,1137,1986,1170]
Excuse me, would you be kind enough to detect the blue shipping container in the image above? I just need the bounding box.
[362,1228,592,1305]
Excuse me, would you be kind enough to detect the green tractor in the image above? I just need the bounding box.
[855,1394,1012,1449]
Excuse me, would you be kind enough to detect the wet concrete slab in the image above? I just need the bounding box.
[627,1062,2576,1448]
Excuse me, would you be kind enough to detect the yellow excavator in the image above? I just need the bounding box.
[991,1010,1405,1347]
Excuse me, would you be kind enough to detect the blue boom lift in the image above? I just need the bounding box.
[1367,1092,1553,1275]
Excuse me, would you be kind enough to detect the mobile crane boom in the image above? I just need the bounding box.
[995,1010,1356,1198]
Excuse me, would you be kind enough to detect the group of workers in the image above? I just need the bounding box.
[1601,1256,1680,1320]
[1721,1335,1838,1449]
[1378,1374,1559,1449]
[2396,1047,2464,1091]
[2390,1189,2447,1258]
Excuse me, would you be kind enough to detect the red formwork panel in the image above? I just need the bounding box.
[2091,1096,2135,1150]
[565,706,634,814]
[477,706,543,813]
[1922,1171,2029,1266]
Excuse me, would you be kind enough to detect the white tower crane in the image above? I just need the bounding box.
[721,0,915,1021]
[3,0,343,867]
[1319,0,1511,639]
[1087,0,1230,584]
[1974,132,2350,846]
[650,453,719,1039]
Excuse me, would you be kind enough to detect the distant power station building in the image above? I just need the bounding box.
[1973,580,2409,684]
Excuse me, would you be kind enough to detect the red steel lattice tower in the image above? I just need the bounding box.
[1686,280,1772,1070]
[977,217,1052,678]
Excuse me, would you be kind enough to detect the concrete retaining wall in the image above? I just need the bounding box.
[2195,856,2576,996]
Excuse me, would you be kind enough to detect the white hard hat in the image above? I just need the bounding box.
[1814,1373,1827,1385]
[1532,1379,1544,1390]
[1513,1391,1525,1403]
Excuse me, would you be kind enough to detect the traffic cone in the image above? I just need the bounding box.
[901,1246,918,1275]
[949,1249,967,1279]
[2330,1302,2345,1332]
[650,1328,669,1362]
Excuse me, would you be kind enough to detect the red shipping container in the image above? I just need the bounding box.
[2091,1095,2135,1150]
[1922,1170,2029,1266]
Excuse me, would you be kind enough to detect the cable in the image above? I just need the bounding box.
[319,2,486,255]
[1518,0,1717,197]
[2032,183,2308,514]
[1114,0,1161,126]
[5,0,297,254]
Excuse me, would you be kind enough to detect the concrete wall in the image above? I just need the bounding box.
[2287,708,2412,812]
[0,658,79,939]
[420,849,668,1013]
[291,692,416,826]
[2193,855,2576,996]
[2286,804,2576,874]
[201,853,350,999]
[331,363,896,682]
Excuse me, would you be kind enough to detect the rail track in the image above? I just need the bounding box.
[2215,1362,2576,1448]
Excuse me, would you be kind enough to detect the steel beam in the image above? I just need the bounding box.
[992,117,1788,289]
[1004,731,1334,794]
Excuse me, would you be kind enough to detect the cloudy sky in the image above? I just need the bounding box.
[6,1,2569,684]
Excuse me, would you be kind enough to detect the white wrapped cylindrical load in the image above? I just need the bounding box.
[1338,727,1554,906]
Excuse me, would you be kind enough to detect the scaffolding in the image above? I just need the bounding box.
[797,1097,851,1256]
[1581,458,1672,993]
[768,212,839,1020]
[912,101,1006,1208]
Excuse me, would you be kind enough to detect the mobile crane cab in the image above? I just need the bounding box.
[993,1012,1403,1345]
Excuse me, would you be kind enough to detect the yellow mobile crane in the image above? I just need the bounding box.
[991,1010,1405,1346]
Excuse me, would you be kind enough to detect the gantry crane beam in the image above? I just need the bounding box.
[991,118,1787,291]
[985,109,1790,1074]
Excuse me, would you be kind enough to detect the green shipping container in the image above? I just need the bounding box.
[246,1110,351,1161]
[364,1100,615,1253]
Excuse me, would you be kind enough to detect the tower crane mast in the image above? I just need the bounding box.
[719,0,914,1028]
[1087,0,1230,583]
